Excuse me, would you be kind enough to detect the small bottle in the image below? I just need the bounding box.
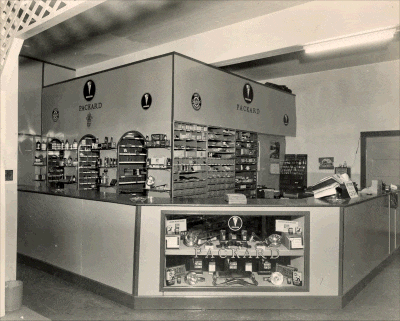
[72,139,78,149]
[61,140,65,150]
[36,140,41,151]
[72,175,76,183]
[343,161,347,167]
[110,137,116,149]
[41,140,47,151]
[65,140,70,150]
[102,170,109,186]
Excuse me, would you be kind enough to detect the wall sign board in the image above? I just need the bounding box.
[173,55,296,136]
[52,108,59,122]
[141,93,152,110]
[83,80,96,101]
[191,93,201,111]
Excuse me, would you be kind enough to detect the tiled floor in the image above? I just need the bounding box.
[11,251,400,320]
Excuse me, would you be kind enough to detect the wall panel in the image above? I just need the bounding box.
[173,55,296,136]
[41,55,173,142]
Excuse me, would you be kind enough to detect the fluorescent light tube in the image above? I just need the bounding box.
[304,28,397,54]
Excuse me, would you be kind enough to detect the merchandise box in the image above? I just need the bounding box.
[282,232,303,250]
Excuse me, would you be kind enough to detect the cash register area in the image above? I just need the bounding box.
[1,252,398,321]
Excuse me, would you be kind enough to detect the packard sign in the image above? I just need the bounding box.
[79,80,103,111]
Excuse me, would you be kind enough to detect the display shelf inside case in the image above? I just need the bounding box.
[161,211,309,292]
[117,131,148,195]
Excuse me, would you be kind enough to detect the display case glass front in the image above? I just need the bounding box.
[161,211,309,292]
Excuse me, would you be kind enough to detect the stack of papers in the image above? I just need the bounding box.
[225,193,247,204]
[312,174,345,199]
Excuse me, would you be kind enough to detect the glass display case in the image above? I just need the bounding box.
[161,210,309,292]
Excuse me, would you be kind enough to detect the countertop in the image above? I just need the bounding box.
[17,185,389,208]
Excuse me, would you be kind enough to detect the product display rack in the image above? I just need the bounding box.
[33,135,47,184]
[207,126,236,198]
[78,135,100,190]
[117,131,147,195]
[97,137,118,189]
[47,138,65,186]
[161,211,309,292]
[235,131,258,198]
[280,154,308,193]
[173,122,208,198]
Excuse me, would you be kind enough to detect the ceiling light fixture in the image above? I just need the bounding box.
[303,26,398,54]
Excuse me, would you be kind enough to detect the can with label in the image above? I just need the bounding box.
[166,268,175,286]
[220,229,226,241]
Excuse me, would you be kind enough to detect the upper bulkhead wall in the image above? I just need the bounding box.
[173,54,296,136]
[41,55,173,141]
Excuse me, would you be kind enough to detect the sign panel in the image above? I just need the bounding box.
[173,55,296,136]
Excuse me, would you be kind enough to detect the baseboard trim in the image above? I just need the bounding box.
[135,295,343,310]
[17,253,135,309]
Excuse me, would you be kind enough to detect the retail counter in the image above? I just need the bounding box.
[17,185,399,310]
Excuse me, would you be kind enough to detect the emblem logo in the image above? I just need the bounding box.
[191,93,202,111]
[52,108,59,122]
[83,80,96,102]
[228,216,243,232]
[86,113,93,127]
[141,93,152,110]
[243,83,253,103]
[283,114,289,126]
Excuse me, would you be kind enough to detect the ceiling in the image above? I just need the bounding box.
[20,0,400,81]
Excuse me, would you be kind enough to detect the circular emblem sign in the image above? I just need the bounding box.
[52,108,59,122]
[141,93,152,110]
[191,93,202,111]
[283,114,289,126]
[83,80,96,102]
[228,216,243,232]
[243,83,253,103]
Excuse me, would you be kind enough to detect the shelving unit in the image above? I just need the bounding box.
[78,135,100,190]
[47,138,65,186]
[117,131,147,194]
[173,122,208,198]
[161,211,309,292]
[235,131,258,198]
[207,126,236,198]
[33,135,47,184]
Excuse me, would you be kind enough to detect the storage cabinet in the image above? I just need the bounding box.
[161,211,309,292]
